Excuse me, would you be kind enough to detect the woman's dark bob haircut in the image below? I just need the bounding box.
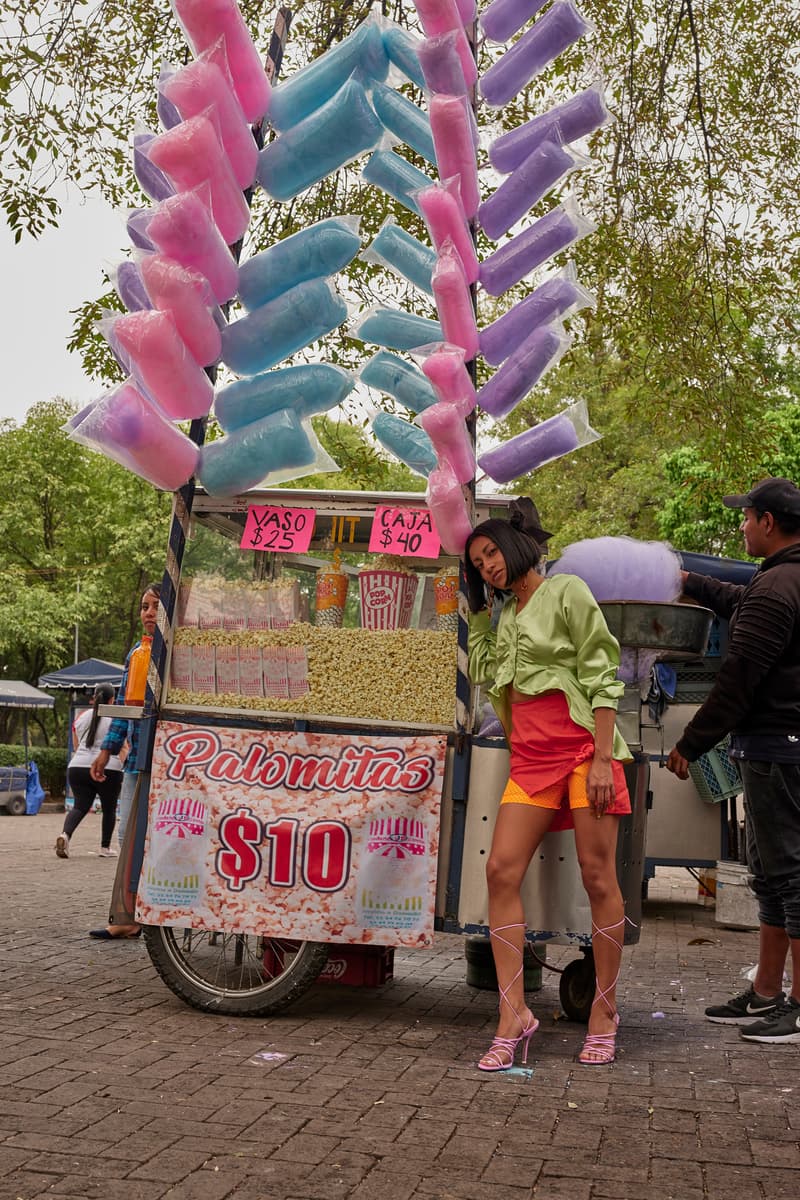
[463,518,542,613]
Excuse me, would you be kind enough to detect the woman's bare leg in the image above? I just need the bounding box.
[485,803,555,1040]
[572,810,624,1045]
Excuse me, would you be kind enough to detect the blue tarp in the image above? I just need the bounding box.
[38,658,124,691]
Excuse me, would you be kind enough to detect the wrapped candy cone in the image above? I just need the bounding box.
[433,566,460,631]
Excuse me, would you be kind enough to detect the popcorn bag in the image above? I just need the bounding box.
[315,549,349,627]
[433,566,459,632]
[190,644,216,694]
[170,643,193,691]
[358,560,419,630]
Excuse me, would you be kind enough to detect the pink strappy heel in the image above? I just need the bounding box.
[478,923,540,1072]
[578,916,626,1066]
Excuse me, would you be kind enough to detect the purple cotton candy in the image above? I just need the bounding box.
[478,140,577,241]
[481,0,548,44]
[478,322,571,420]
[133,133,175,202]
[478,411,579,482]
[479,200,595,296]
[127,208,156,252]
[156,67,183,129]
[115,260,152,312]
[549,537,683,603]
[480,0,592,108]
[479,269,593,365]
[490,84,610,173]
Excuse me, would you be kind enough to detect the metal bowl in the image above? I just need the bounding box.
[599,601,714,659]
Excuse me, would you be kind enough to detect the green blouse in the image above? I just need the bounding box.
[468,573,631,761]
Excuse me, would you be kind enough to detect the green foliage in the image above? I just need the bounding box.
[0,744,68,796]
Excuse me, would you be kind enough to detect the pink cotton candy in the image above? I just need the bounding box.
[429,95,480,218]
[146,111,251,245]
[417,179,480,283]
[549,537,682,603]
[427,461,473,555]
[412,0,477,84]
[160,41,258,189]
[421,344,476,415]
[111,309,214,421]
[145,186,239,304]
[419,402,476,484]
[171,0,271,123]
[431,243,479,360]
[72,380,199,491]
[139,254,222,367]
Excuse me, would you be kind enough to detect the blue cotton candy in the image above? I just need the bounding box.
[549,537,682,604]
[382,24,427,90]
[370,82,437,165]
[257,78,383,201]
[215,364,355,431]
[221,278,348,375]
[355,307,443,351]
[371,412,438,477]
[361,351,438,413]
[367,223,436,295]
[268,20,389,131]
[362,149,433,216]
[198,409,317,498]
[237,218,362,310]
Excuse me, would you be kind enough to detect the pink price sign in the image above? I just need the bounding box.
[240,505,316,554]
[369,506,441,558]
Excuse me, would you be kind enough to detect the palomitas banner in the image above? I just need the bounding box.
[136,721,447,947]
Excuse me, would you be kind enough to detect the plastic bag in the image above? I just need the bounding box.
[25,762,46,815]
[197,408,339,497]
[478,396,599,482]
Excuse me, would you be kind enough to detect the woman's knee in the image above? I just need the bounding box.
[578,856,618,901]
[486,852,526,893]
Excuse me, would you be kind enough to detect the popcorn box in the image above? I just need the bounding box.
[170,643,192,691]
[179,581,200,627]
[222,584,249,631]
[197,578,224,629]
[269,580,300,630]
[246,587,271,631]
[215,645,240,694]
[190,644,216,694]
[263,647,289,698]
[359,570,419,631]
[286,646,310,698]
[238,647,264,696]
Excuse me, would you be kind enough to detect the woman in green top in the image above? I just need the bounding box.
[465,508,631,1068]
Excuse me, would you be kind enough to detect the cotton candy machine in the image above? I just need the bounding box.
[599,601,715,751]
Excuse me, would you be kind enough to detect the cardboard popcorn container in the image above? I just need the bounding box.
[358,569,419,631]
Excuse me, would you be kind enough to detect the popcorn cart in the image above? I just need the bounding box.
[113,486,710,1019]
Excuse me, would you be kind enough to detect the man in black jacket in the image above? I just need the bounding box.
[667,477,800,1044]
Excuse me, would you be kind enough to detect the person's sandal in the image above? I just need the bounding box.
[578,1013,620,1064]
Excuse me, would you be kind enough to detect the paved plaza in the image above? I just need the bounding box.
[1,811,797,1200]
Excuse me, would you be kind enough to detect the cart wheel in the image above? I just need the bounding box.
[6,795,27,816]
[143,927,329,1016]
[559,952,596,1023]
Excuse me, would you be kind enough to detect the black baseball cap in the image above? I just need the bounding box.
[722,477,800,518]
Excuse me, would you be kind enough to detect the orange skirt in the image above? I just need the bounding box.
[504,692,631,832]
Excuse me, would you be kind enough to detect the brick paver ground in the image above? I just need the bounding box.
[1,811,797,1200]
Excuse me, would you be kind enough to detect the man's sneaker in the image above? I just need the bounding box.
[705,986,785,1024]
[55,833,69,859]
[98,846,118,857]
[740,997,800,1043]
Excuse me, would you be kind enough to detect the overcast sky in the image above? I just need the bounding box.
[0,190,126,426]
